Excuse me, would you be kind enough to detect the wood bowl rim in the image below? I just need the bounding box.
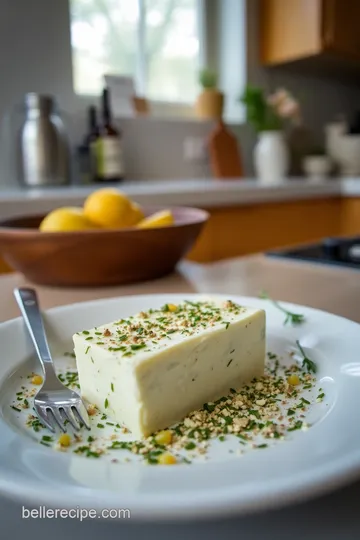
[0,206,209,238]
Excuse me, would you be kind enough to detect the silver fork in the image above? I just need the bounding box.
[14,287,90,433]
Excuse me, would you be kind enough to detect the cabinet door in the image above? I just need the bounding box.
[323,0,360,59]
[261,0,322,65]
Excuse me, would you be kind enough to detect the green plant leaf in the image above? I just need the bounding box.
[199,69,217,89]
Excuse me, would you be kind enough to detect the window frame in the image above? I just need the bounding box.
[70,0,210,117]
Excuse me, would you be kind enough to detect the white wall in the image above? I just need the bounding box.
[0,0,216,185]
[1,0,360,185]
[0,0,75,119]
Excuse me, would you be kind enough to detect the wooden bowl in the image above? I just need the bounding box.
[0,206,208,287]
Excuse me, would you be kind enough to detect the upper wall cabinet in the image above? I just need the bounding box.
[260,0,360,66]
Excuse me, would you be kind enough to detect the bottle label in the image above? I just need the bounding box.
[95,137,124,178]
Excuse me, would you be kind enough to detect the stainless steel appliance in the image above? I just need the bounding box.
[267,236,360,270]
[19,93,70,187]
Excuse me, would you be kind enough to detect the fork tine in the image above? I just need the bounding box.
[36,406,56,433]
[49,408,66,433]
[61,407,81,432]
[73,402,91,430]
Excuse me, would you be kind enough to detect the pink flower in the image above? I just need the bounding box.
[267,88,290,108]
[277,98,300,119]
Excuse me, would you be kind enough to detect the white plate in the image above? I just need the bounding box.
[0,293,360,521]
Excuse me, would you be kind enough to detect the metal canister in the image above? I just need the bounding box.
[19,94,70,187]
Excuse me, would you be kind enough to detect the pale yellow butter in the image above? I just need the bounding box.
[73,298,266,438]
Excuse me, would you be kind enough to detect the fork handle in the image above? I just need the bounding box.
[14,288,58,383]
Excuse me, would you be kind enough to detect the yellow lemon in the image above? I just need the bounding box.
[128,202,145,226]
[137,209,174,229]
[83,188,133,229]
[39,207,98,232]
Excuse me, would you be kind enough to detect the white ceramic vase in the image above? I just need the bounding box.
[254,131,289,183]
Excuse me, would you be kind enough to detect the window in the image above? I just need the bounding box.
[70,0,203,104]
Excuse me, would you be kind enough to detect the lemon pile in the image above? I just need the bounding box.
[39,189,174,233]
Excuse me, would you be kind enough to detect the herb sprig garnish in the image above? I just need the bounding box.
[296,340,317,374]
[260,291,305,326]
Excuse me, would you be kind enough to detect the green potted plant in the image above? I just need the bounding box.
[241,86,300,183]
[195,69,224,120]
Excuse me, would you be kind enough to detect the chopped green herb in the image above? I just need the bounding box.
[287,409,295,416]
[85,346,90,354]
[185,441,196,450]
[97,423,105,429]
[11,405,21,412]
[104,398,109,409]
[288,420,303,432]
[257,444,268,449]
[260,291,305,326]
[296,340,317,374]
[111,383,114,392]
[203,402,215,413]
[130,343,146,351]
[227,359,233,367]
[108,441,132,450]
[74,446,100,458]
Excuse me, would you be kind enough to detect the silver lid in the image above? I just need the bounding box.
[25,93,55,112]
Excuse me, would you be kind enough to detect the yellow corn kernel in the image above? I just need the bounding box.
[157,452,177,465]
[287,374,300,386]
[168,304,177,312]
[58,433,71,447]
[155,430,173,446]
[31,374,43,385]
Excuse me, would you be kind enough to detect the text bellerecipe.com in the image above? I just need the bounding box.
[22,506,131,521]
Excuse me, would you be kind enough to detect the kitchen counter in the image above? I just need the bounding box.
[1,254,360,322]
[0,177,359,219]
[1,254,360,539]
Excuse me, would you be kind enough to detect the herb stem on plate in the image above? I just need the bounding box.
[259,291,305,326]
[296,340,317,374]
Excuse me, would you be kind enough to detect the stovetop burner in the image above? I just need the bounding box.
[267,236,360,270]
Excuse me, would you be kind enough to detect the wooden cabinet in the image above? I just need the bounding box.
[323,0,360,59]
[187,198,342,262]
[261,0,360,66]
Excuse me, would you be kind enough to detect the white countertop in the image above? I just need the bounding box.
[0,177,359,219]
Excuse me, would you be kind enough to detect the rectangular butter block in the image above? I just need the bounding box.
[73,298,265,438]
